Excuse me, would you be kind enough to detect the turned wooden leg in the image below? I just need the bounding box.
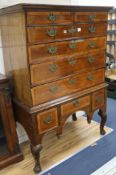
[87,112,93,124]
[72,113,77,121]
[87,114,91,124]
[98,109,107,135]
[56,127,62,139]
[30,144,43,173]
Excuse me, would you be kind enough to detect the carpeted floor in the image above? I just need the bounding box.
[42,98,116,175]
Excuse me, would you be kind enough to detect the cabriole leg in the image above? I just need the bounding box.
[30,144,43,173]
[98,109,107,135]
[72,113,77,121]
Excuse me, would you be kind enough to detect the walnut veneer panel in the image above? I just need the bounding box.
[28,37,106,64]
[27,23,107,44]
[75,12,107,22]
[27,11,74,25]
[92,89,105,110]
[31,68,105,105]
[0,13,32,106]
[30,52,105,85]
[26,11,107,26]
[37,108,58,134]
[61,95,90,117]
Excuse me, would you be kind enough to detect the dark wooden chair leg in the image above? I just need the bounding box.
[30,144,43,173]
[98,109,107,135]
[72,113,77,121]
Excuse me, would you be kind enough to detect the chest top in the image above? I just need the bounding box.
[0,4,112,14]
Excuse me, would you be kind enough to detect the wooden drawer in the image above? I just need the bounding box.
[92,89,105,111]
[28,37,106,64]
[74,12,107,22]
[27,23,107,44]
[30,52,105,85]
[61,95,90,117]
[26,12,73,25]
[31,68,105,105]
[37,108,58,134]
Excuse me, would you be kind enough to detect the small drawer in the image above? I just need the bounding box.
[61,95,90,117]
[92,89,105,111]
[26,12,73,25]
[74,12,107,22]
[37,108,58,134]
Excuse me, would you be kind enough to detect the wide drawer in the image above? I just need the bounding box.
[92,89,105,111]
[31,68,105,105]
[74,12,107,22]
[26,12,107,25]
[61,95,90,117]
[26,12,73,25]
[28,37,106,64]
[37,107,58,134]
[27,23,107,44]
[30,52,105,85]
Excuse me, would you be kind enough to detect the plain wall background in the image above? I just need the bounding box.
[71,0,116,6]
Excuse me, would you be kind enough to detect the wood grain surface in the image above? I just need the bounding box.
[0,116,112,175]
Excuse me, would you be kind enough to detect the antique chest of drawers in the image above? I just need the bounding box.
[0,4,112,173]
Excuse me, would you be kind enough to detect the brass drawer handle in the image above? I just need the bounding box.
[88,41,96,48]
[95,96,102,104]
[88,26,96,33]
[68,28,77,34]
[43,115,52,124]
[87,75,93,81]
[68,59,77,65]
[48,14,57,21]
[88,56,95,64]
[49,64,58,72]
[49,85,58,93]
[47,29,57,37]
[48,46,57,54]
[88,15,96,21]
[69,42,76,49]
[72,99,80,106]
[68,78,76,85]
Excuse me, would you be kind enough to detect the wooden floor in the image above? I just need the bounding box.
[0,116,112,175]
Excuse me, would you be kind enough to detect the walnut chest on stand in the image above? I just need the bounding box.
[0,4,112,173]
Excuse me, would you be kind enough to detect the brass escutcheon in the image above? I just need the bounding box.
[47,29,57,37]
[68,28,77,35]
[43,116,52,124]
[88,56,95,63]
[88,41,96,48]
[68,59,77,65]
[88,26,96,33]
[48,46,57,54]
[87,75,93,81]
[49,85,58,93]
[72,99,80,106]
[88,15,96,21]
[49,64,58,72]
[48,14,57,21]
[68,78,76,85]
